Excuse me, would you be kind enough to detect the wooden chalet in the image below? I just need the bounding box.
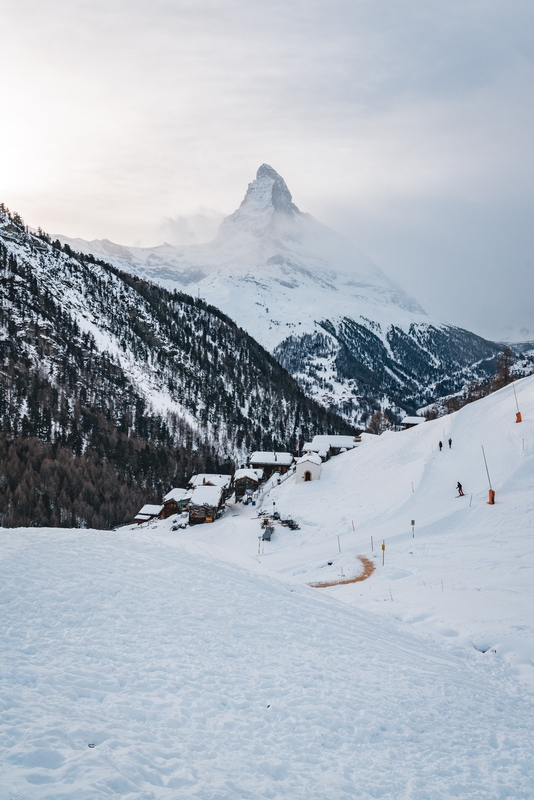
[188,485,225,525]
[134,504,164,525]
[249,451,294,480]
[161,488,191,519]
[187,473,233,499]
[233,468,264,501]
[302,435,361,461]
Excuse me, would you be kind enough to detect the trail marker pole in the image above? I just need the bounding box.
[382,540,386,566]
[469,493,473,507]
[411,519,415,538]
[513,383,522,423]
[411,481,414,493]
[522,438,525,452]
[258,536,261,555]
[352,519,355,531]
[481,446,495,504]
[371,536,374,551]
[337,535,341,554]
[262,539,265,555]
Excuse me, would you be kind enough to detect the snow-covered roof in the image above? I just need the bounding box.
[234,468,263,482]
[189,485,223,507]
[401,416,426,426]
[309,435,359,449]
[297,452,322,466]
[250,451,294,466]
[136,504,163,517]
[188,474,232,489]
[163,487,191,503]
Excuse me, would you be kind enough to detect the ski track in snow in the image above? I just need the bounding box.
[1,529,534,799]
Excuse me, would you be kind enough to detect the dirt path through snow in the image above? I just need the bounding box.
[309,555,375,588]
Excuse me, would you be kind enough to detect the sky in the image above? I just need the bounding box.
[1,0,534,341]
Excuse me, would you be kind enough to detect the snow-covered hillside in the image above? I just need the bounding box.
[0,211,351,498]
[2,378,534,797]
[146,373,534,684]
[60,164,502,424]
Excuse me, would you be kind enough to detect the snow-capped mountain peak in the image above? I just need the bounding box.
[56,165,502,425]
[216,163,303,242]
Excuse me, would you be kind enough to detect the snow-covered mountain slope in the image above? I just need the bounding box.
[0,209,352,526]
[144,373,534,684]
[3,382,534,796]
[60,164,502,424]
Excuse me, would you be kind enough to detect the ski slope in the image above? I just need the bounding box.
[179,374,534,685]
[1,377,534,797]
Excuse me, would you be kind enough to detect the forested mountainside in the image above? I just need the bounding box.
[0,206,353,528]
[274,319,503,423]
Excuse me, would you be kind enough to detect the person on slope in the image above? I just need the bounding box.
[438,440,443,451]
[448,438,452,449]
[456,481,464,497]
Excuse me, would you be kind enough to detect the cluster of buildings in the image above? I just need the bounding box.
[134,435,361,527]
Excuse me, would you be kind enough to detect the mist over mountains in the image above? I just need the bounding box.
[61,165,507,424]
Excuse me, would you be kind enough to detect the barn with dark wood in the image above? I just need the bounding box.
[134,504,164,525]
[188,485,225,525]
[187,474,233,499]
[249,452,294,481]
[233,468,264,501]
[161,488,191,518]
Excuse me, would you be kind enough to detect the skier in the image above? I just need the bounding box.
[456,481,464,497]
[438,440,443,451]
[448,438,452,449]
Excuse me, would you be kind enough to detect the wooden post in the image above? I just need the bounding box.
[382,540,385,566]
[411,519,415,538]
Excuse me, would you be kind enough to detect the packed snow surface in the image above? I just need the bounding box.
[2,377,534,797]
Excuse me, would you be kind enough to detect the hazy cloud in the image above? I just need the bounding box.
[159,209,225,245]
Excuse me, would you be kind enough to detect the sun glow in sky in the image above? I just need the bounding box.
[2,0,534,339]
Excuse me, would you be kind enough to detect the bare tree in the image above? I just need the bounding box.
[491,347,516,391]
[365,410,391,435]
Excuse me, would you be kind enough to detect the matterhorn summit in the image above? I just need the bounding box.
[218,164,301,238]
[59,165,500,424]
